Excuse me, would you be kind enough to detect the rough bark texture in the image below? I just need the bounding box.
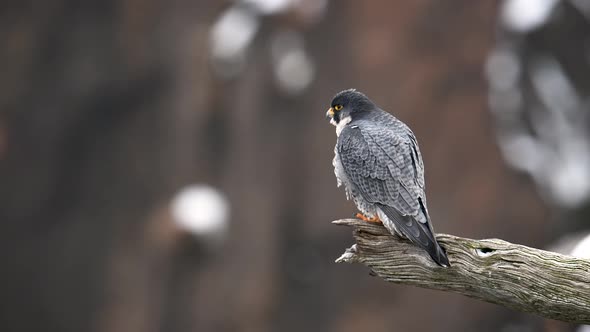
[334,219,590,324]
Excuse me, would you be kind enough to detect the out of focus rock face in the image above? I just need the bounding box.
[0,1,571,332]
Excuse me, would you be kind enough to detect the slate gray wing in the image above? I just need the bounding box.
[337,124,440,254]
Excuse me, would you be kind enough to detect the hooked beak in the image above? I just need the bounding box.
[326,107,334,120]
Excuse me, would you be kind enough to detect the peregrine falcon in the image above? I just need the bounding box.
[327,89,450,267]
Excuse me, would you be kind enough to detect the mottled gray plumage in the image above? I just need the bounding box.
[327,89,449,266]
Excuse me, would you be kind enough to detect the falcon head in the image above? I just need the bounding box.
[326,89,375,127]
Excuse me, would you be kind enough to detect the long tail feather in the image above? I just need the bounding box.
[377,204,450,267]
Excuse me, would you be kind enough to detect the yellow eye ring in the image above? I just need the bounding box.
[334,105,343,111]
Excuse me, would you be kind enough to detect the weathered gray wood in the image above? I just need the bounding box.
[334,218,590,324]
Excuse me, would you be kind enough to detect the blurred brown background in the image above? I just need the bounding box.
[1,1,588,332]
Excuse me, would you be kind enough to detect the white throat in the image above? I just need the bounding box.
[331,116,352,136]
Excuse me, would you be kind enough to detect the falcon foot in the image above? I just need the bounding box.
[355,213,382,223]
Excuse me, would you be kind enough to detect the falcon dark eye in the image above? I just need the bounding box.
[334,105,343,111]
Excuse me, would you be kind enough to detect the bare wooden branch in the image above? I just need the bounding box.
[334,218,590,324]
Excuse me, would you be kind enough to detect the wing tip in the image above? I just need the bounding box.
[429,244,451,267]
[377,203,451,267]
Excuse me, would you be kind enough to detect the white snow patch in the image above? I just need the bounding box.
[171,184,230,241]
